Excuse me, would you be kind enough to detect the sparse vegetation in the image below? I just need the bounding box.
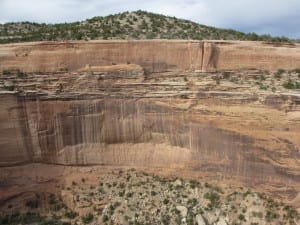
[81,213,94,224]
[222,71,231,79]
[16,70,26,78]
[48,193,56,204]
[274,69,285,79]
[59,67,68,72]
[204,191,220,209]
[0,11,295,44]
[2,70,12,76]
[25,199,39,209]
[0,169,298,225]
[266,210,278,220]
[238,213,246,221]
[283,79,300,89]
[252,211,263,218]
[64,210,78,219]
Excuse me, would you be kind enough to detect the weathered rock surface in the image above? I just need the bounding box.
[1,40,300,73]
[196,214,206,225]
[216,218,227,225]
[0,40,299,209]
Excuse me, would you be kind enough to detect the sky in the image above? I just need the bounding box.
[0,0,299,39]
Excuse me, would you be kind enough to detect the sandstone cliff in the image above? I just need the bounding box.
[1,40,300,73]
[0,40,299,208]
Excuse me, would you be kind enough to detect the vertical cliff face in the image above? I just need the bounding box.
[0,94,32,164]
[1,40,300,73]
[0,41,203,73]
[0,40,300,204]
[1,98,191,166]
[1,96,299,193]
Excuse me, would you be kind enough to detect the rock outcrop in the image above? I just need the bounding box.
[196,214,207,225]
[1,40,300,73]
[0,40,299,208]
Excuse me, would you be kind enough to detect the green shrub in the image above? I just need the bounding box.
[25,199,39,208]
[108,203,119,215]
[163,198,169,204]
[260,74,266,81]
[189,180,200,189]
[283,205,298,220]
[98,186,105,194]
[238,214,246,221]
[274,69,285,79]
[64,211,78,219]
[2,70,12,76]
[48,193,56,204]
[292,68,300,75]
[283,79,300,89]
[118,190,125,197]
[4,85,15,91]
[81,213,93,224]
[151,191,157,196]
[259,83,268,90]
[102,214,109,222]
[252,211,263,218]
[222,71,231,79]
[187,198,198,207]
[59,67,68,72]
[204,191,220,208]
[16,70,26,78]
[119,182,125,188]
[161,214,170,225]
[266,210,278,220]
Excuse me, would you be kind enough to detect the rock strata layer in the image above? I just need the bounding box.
[1,40,300,72]
[0,40,299,207]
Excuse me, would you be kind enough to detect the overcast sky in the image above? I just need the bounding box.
[0,0,299,38]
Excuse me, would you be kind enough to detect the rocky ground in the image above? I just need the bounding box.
[0,169,299,225]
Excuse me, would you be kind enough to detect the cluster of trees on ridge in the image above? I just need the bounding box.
[0,11,297,44]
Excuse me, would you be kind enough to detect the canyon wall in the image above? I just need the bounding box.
[1,40,300,72]
[0,93,299,200]
[0,40,300,203]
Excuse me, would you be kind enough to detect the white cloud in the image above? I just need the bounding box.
[0,0,299,38]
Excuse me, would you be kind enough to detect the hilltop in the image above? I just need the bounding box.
[0,10,293,43]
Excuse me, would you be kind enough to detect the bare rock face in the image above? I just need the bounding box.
[0,40,300,208]
[1,40,300,73]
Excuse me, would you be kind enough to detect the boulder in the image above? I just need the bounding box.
[216,217,227,225]
[195,214,206,225]
[174,179,182,186]
[176,205,187,218]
